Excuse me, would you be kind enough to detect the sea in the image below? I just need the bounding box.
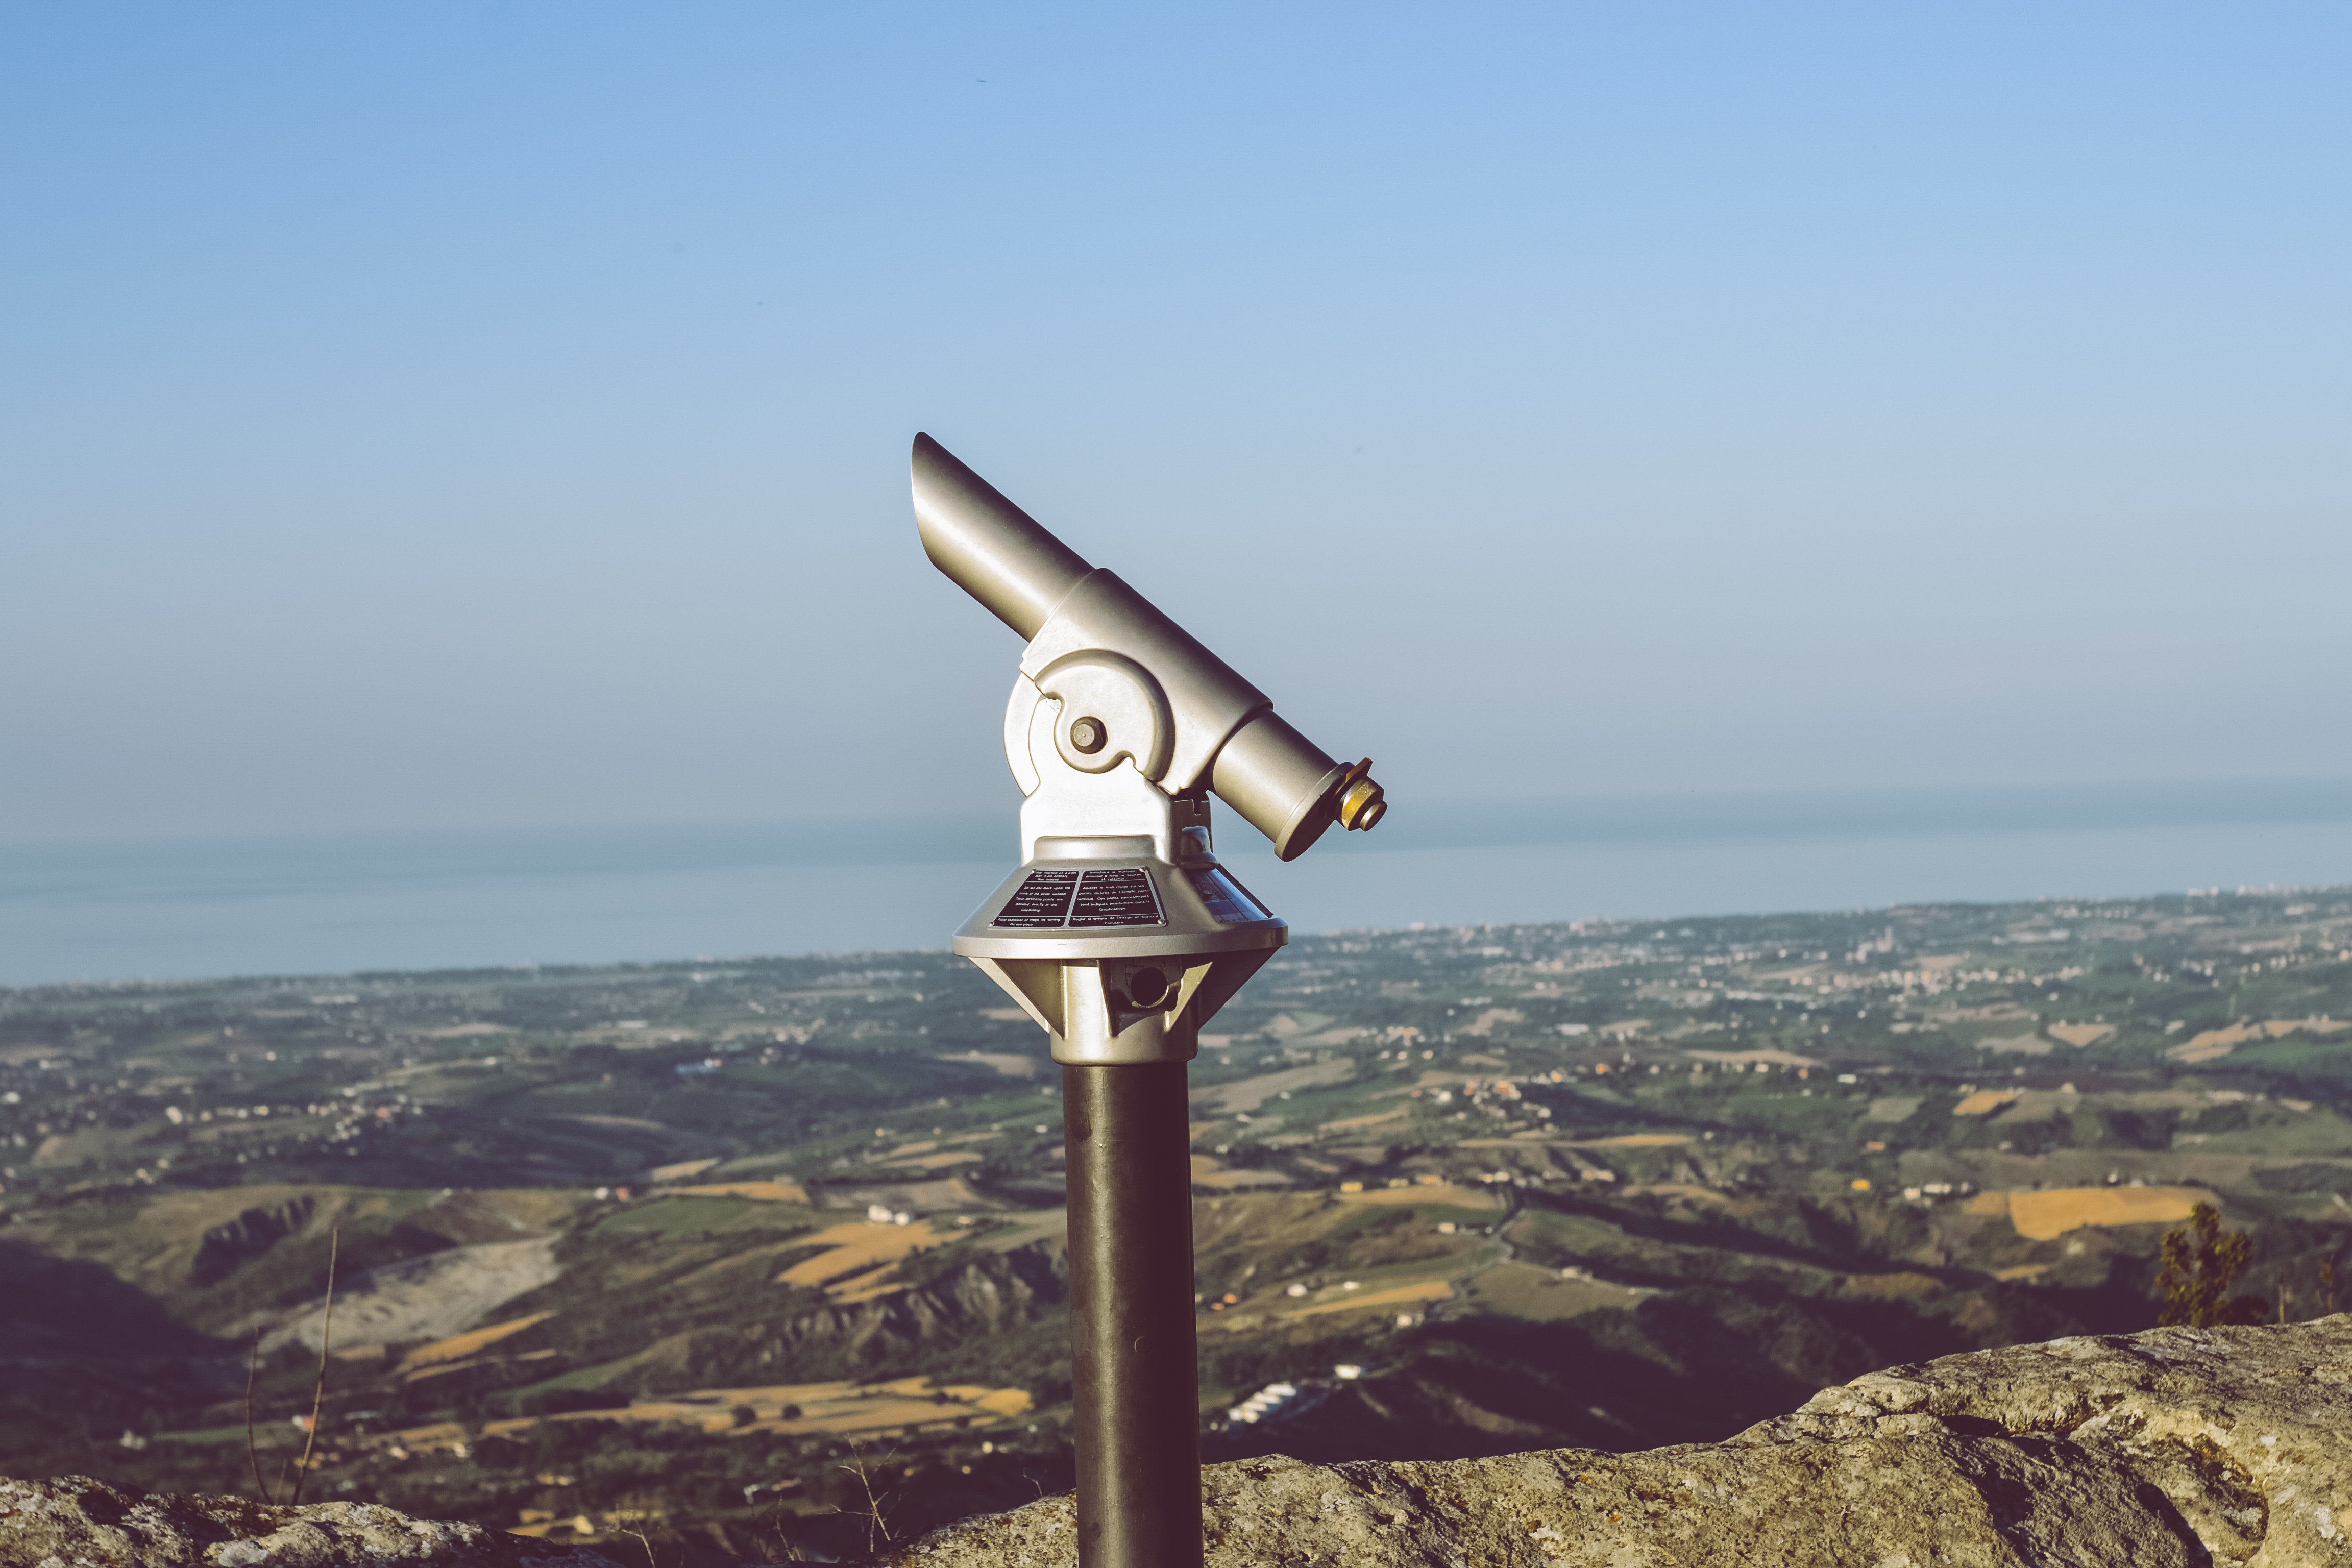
[4,780,2350,987]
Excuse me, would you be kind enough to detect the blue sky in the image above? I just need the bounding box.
[4,5,2347,845]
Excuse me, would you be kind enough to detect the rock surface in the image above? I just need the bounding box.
[5,1322,2344,1566]
[0,1476,622,1567]
[887,1317,2352,1567]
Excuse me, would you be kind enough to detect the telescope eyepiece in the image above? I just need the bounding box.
[1338,767,1387,833]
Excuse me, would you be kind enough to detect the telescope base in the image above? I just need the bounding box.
[1062,1061,1203,1568]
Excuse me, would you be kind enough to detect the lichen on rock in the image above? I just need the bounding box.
[0,1475,622,1567]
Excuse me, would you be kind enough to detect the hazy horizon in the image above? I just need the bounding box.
[9,775,2351,986]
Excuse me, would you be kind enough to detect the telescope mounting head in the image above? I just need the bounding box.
[913,432,1387,1067]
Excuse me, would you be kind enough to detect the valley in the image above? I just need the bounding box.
[3,888,2349,1560]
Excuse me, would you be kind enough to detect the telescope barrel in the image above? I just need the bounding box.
[913,433,1093,640]
[913,432,1386,857]
[1211,711,1351,861]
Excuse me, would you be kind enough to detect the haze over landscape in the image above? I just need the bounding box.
[4,7,2350,1564]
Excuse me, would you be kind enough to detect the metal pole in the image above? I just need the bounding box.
[1062,1061,1202,1568]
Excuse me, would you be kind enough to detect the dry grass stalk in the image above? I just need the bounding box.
[244,1330,273,1505]
[287,1226,339,1506]
[837,1439,894,1554]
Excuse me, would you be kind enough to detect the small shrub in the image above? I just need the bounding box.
[2154,1202,2266,1328]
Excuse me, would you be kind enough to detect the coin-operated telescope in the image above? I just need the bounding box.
[913,433,1385,1568]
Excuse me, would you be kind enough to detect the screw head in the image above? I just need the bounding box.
[1069,716,1107,754]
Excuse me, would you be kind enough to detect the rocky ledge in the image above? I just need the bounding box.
[0,1479,622,1567]
[892,1317,2352,1568]
[5,1320,2345,1566]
